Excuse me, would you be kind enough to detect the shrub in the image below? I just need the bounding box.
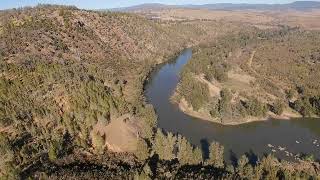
[0,133,19,179]
[301,154,315,162]
[285,89,295,99]
[293,97,315,117]
[272,100,285,115]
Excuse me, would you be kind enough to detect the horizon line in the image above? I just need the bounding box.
[1,0,320,11]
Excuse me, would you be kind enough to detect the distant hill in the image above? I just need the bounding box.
[111,3,171,12]
[113,1,320,12]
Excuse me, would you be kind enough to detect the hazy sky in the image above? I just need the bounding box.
[1,0,319,10]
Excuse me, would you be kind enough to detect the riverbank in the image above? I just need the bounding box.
[171,91,303,126]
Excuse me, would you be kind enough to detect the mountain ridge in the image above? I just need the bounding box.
[112,1,320,12]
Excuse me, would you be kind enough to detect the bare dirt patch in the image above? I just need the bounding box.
[92,114,140,153]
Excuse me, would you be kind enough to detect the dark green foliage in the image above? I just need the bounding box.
[293,95,320,116]
[301,154,315,162]
[179,73,210,111]
[137,105,157,139]
[218,89,232,117]
[242,97,268,117]
[311,96,320,115]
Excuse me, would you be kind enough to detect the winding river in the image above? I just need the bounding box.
[145,49,320,162]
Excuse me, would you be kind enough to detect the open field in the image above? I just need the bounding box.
[138,8,320,30]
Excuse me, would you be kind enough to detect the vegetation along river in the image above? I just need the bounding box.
[145,48,320,163]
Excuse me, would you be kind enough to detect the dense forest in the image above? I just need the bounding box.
[0,5,319,179]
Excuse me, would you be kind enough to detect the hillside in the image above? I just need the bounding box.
[0,4,239,178]
[0,5,320,179]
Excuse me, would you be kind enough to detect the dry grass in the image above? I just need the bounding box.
[139,8,320,30]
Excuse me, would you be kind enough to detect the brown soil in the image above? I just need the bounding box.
[92,114,140,153]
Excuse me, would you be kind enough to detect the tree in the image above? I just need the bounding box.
[91,131,105,154]
[177,135,202,165]
[139,105,157,139]
[153,129,176,160]
[237,155,254,179]
[218,89,232,117]
[192,147,203,165]
[207,141,224,168]
[135,139,150,161]
[259,154,279,180]
[244,97,268,117]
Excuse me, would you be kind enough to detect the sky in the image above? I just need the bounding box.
[1,0,319,10]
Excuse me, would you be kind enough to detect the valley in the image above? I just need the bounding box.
[0,2,320,179]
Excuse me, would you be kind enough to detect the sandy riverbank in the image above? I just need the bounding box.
[172,94,303,126]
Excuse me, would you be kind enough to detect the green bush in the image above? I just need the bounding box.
[272,100,285,115]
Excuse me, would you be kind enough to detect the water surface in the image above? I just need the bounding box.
[145,49,320,162]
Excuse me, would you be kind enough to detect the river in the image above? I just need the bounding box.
[145,48,320,163]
